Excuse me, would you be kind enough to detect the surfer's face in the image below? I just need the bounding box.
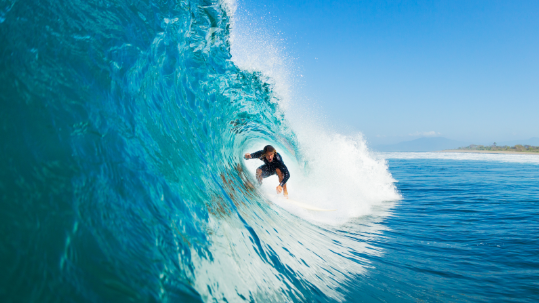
[266,152,275,162]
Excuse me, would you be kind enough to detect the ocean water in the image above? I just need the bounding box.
[348,154,539,302]
[1,0,538,302]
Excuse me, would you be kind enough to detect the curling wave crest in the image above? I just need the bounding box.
[0,0,399,301]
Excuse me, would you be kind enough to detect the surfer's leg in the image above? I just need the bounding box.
[256,165,273,185]
[255,168,263,185]
[275,169,288,197]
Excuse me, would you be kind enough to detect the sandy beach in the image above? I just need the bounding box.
[438,150,539,156]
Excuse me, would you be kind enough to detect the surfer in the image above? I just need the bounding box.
[244,145,290,198]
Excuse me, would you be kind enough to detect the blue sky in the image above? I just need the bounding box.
[234,0,539,145]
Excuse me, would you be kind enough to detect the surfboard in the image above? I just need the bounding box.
[277,197,337,212]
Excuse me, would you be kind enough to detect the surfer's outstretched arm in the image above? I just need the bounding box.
[244,150,263,160]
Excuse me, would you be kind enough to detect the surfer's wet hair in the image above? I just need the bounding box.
[261,145,277,158]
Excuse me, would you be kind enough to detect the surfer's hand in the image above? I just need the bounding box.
[276,185,283,194]
[244,153,251,159]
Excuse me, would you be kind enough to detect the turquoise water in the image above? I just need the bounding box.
[2,0,539,301]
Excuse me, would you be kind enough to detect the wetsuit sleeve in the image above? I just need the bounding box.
[249,150,263,159]
[277,156,290,186]
[279,164,290,187]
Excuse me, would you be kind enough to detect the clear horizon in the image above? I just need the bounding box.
[234,0,539,146]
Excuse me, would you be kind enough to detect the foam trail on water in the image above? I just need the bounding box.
[381,152,539,164]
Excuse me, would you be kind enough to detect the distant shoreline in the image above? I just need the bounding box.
[437,150,539,156]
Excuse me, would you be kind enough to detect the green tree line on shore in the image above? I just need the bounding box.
[458,143,539,153]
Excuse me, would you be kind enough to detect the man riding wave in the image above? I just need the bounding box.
[244,145,290,198]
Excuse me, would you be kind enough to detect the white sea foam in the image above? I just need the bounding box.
[228,2,298,108]
[379,152,539,164]
[244,121,400,225]
[221,0,237,19]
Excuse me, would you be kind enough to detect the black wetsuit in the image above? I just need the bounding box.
[248,150,290,187]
